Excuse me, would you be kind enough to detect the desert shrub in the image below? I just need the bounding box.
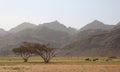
[85,58,91,61]
[93,58,99,61]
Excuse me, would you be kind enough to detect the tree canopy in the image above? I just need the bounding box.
[12,42,57,63]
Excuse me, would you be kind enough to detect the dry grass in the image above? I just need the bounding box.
[0,56,119,72]
[0,65,119,72]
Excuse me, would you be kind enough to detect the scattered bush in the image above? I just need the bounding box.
[93,58,99,61]
[85,58,91,61]
[109,56,117,59]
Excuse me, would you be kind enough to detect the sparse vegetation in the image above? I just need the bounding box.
[85,58,99,61]
[12,42,57,63]
[109,56,117,59]
[0,65,119,72]
[0,56,119,72]
[85,58,91,61]
[93,58,99,61]
[34,46,57,63]
[12,42,34,62]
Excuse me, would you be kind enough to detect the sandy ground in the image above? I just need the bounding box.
[0,65,119,72]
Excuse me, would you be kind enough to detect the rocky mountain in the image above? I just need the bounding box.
[9,22,37,33]
[80,20,114,31]
[113,22,120,29]
[0,28,7,37]
[41,20,77,34]
[61,25,120,56]
[0,23,71,55]
[0,20,120,56]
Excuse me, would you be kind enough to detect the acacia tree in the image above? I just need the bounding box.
[12,42,57,63]
[12,42,34,62]
[32,43,57,63]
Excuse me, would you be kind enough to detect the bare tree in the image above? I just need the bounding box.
[12,42,57,63]
[33,43,57,63]
[12,42,34,62]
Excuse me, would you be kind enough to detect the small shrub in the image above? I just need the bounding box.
[109,56,117,59]
[93,58,99,61]
[106,58,112,62]
[85,58,91,61]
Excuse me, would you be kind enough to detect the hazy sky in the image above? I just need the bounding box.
[0,0,120,30]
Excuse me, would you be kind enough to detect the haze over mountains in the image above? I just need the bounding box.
[0,29,7,37]
[80,20,114,31]
[0,20,120,56]
[9,22,37,33]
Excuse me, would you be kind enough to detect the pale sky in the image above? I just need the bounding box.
[0,0,120,30]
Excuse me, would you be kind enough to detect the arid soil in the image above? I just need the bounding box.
[0,65,119,72]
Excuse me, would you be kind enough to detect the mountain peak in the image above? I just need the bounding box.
[45,20,61,26]
[18,22,36,26]
[42,20,67,30]
[9,22,36,33]
[38,20,76,34]
[90,20,104,25]
[51,20,60,24]
[80,20,114,31]
[93,20,101,22]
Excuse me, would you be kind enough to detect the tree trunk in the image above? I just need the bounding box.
[24,59,28,62]
[44,59,50,63]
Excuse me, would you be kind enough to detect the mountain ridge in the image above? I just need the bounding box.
[0,20,118,32]
[0,20,120,56]
[80,20,115,31]
[60,25,120,56]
